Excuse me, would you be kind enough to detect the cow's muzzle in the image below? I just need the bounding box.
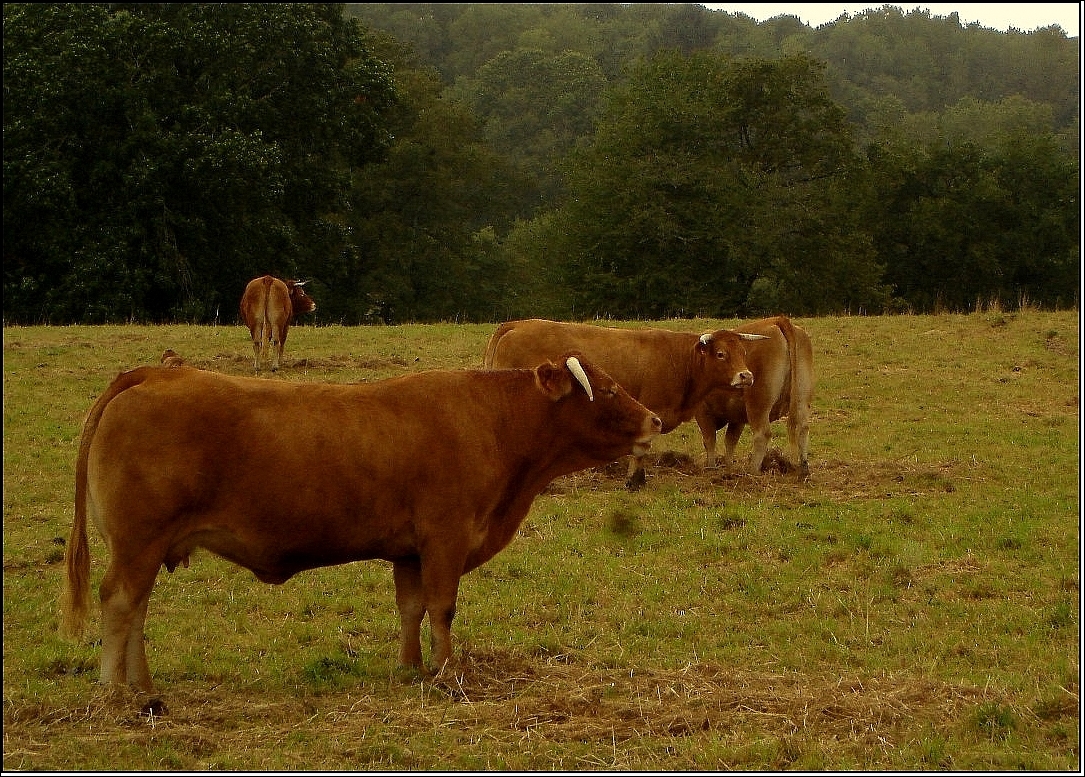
[732,370,755,388]
[632,415,663,455]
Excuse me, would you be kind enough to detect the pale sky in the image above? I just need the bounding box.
[704,3,1081,36]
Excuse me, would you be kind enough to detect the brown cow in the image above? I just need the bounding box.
[60,356,661,692]
[484,318,766,490]
[694,315,814,478]
[239,275,316,371]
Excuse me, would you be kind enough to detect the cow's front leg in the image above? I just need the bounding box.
[392,559,426,670]
[696,415,718,469]
[746,416,771,474]
[418,547,468,672]
[624,454,646,491]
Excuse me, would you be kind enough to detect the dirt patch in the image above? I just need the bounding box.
[548,450,963,505]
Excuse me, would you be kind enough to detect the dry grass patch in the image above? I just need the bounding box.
[2,648,1004,770]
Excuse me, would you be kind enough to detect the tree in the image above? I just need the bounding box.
[866,95,1079,311]
[451,46,608,214]
[552,50,887,319]
[3,3,397,323]
[344,32,523,323]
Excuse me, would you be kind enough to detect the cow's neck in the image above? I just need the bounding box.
[669,356,706,429]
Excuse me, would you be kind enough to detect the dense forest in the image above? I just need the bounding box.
[3,3,1079,324]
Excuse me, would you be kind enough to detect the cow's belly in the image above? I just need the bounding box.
[181,514,421,584]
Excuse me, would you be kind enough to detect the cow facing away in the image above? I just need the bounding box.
[484,318,765,490]
[239,275,316,371]
[695,316,814,478]
[60,357,661,692]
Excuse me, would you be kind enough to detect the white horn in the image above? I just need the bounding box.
[565,357,594,402]
[293,280,307,286]
[699,333,712,345]
[737,332,770,340]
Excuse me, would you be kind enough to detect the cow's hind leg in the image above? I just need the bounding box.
[789,413,811,479]
[392,560,426,671]
[125,592,155,691]
[250,325,264,371]
[98,553,160,691]
[250,336,259,371]
[270,330,284,371]
[271,339,283,371]
[722,422,745,472]
[273,326,288,372]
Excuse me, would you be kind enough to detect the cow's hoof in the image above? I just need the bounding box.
[624,471,646,491]
[392,663,429,683]
[139,697,169,717]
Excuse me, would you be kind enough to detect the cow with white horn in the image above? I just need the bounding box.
[61,354,662,693]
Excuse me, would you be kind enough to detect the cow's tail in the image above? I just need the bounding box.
[59,367,151,641]
[775,316,814,470]
[483,321,517,368]
[260,276,273,347]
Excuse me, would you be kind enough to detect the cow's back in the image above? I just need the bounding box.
[265,278,293,335]
[737,318,793,421]
[486,319,690,404]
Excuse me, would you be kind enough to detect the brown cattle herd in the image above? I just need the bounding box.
[60,274,814,698]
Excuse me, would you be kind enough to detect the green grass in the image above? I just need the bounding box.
[3,312,1080,770]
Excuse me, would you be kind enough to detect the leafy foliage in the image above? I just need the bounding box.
[4,3,397,323]
[341,32,524,324]
[552,52,888,318]
[865,98,1079,311]
[3,3,1078,322]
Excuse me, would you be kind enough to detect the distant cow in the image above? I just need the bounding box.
[159,349,184,367]
[695,316,814,478]
[484,318,766,489]
[239,275,316,371]
[60,356,661,691]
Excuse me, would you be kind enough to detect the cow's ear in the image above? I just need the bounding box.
[534,361,572,401]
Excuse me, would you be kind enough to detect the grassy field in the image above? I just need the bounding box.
[2,312,1080,771]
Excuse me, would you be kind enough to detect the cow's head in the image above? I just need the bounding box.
[695,329,767,389]
[535,353,662,462]
[160,349,185,367]
[287,281,317,316]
